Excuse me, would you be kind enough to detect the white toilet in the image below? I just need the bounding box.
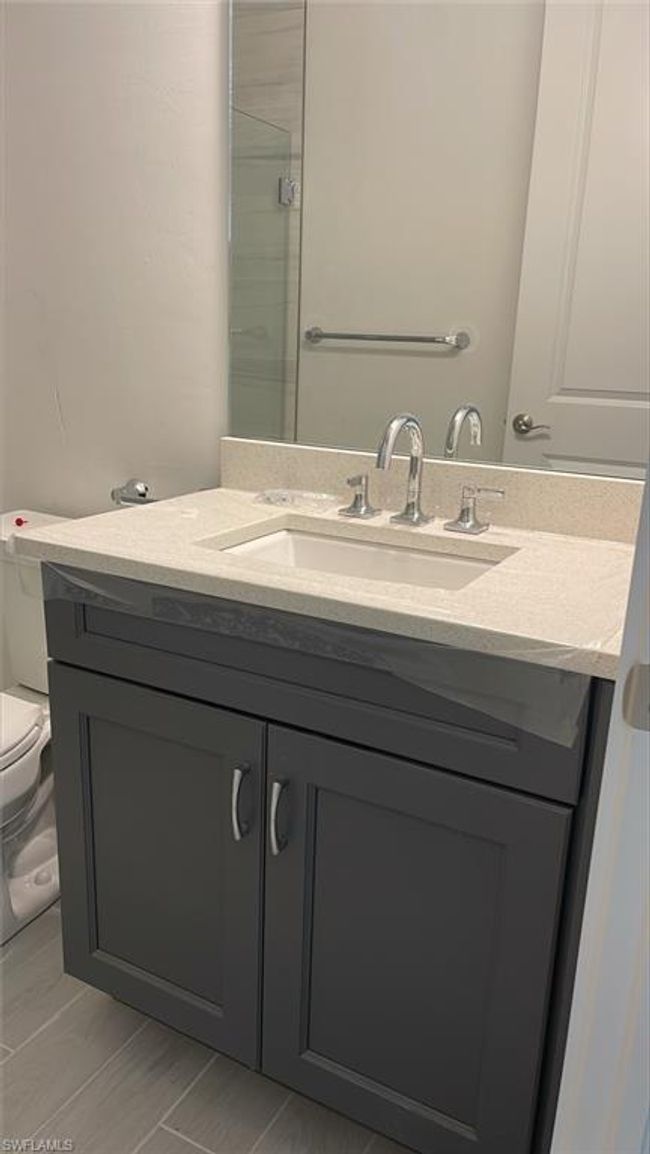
[1,510,68,943]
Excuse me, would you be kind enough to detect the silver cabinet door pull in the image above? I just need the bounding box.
[231,763,250,842]
[269,779,287,857]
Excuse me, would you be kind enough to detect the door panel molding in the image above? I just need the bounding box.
[48,663,265,1061]
[263,726,572,1154]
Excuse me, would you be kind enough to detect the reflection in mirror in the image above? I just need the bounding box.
[229,1,649,478]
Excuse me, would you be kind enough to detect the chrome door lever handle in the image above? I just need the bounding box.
[512,413,551,435]
[231,763,250,842]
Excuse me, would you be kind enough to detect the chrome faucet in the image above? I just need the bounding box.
[444,404,483,459]
[376,413,432,526]
[110,478,156,508]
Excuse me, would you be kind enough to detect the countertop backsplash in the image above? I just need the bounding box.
[220,437,644,544]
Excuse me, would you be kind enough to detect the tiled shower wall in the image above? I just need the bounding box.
[231,1,306,441]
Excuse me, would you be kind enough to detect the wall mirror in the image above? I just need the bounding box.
[229,1,649,478]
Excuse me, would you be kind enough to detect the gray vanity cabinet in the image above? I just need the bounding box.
[43,567,613,1154]
[47,662,265,1064]
[263,727,572,1154]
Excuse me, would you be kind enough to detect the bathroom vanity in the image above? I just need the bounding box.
[41,565,611,1154]
[16,476,638,1154]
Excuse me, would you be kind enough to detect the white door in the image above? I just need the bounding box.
[504,1,650,477]
[551,483,649,1153]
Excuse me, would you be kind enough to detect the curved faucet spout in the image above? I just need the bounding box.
[444,405,483,459]
[376,413,424,471]
[376,413,432,526]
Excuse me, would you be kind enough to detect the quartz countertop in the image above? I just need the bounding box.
[15,487,635,679]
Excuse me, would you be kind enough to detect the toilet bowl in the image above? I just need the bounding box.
[0,693,59,934]
[1,694,50,818]
[1,509,68,943]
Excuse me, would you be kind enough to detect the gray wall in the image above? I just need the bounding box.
[297,1,544,458]
[2,1,230,518]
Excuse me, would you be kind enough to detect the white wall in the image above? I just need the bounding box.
[2,0,229,518]
[552,484,649,1154]
[297,0,544,458]
[1,3,8,687]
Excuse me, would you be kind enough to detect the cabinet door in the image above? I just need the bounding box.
[49,663,264,1063]
[263,727,572,1154]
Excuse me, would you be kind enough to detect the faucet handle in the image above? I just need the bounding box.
[444,485,505,535]
[347,474,366,490]
[463,484,505,502]
[339,474,379,519]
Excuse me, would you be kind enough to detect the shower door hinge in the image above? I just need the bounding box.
[278,176,299,207]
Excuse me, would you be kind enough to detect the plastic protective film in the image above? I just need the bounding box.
[42,564,592,749]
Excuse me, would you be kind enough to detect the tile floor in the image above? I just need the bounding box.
[0,905,409,1154]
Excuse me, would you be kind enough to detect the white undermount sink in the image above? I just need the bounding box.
[222,529,502,591]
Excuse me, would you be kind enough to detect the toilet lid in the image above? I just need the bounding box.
[0,693,44,772]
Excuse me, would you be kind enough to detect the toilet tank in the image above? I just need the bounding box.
[1,512,68,693]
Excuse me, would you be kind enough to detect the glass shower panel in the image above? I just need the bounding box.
[230,111,292,441]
